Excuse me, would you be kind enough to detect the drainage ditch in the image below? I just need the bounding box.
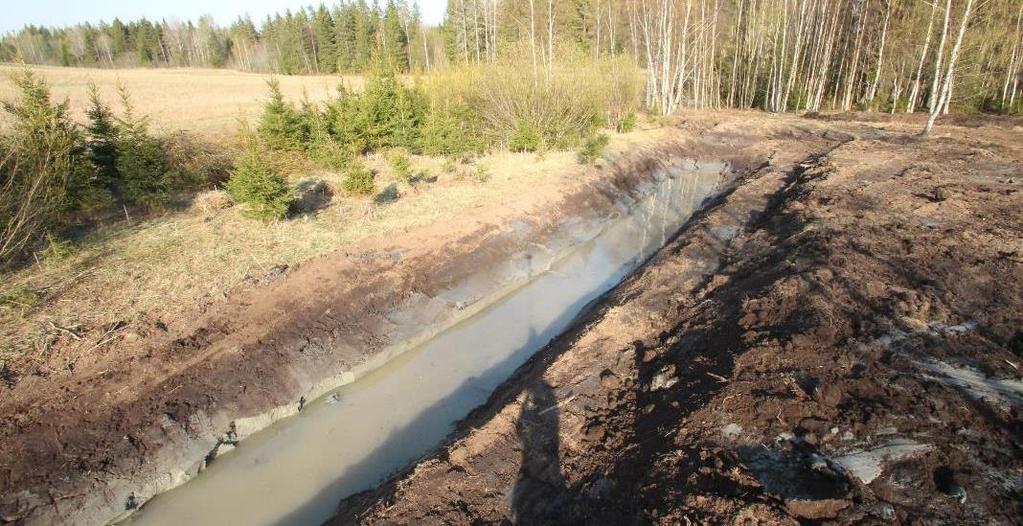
[123,160,727,526]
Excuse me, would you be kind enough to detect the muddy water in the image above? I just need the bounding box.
[127,165,721,526]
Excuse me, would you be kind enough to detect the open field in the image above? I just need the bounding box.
[0,64,358,135]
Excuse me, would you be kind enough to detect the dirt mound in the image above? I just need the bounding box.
[333,116,1023,524]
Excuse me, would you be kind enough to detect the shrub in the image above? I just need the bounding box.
[161,131,234,188]
[226,151,294,220]
[422,44,641,152]
[0,68,89,265]
[474,163,491,183]
[40,233,73,263]
[385,149,414,183]
[578,134,610,165]
[603,56,643,133]
[508,122,542,152]
[419,106,486,156]
[0,287,42,311]
[85,82,119,193]
[114,84,170,207]
[618,112,638,133]
[257,79,306,151]
[341,161,375,196]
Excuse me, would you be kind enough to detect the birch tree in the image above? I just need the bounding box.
[907,0,938,113]
[924,0,975,134]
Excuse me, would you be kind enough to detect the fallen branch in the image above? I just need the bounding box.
[47,321,82,341]
[707,372,729,383]
[539,393,578,416]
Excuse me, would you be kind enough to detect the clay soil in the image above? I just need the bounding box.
[333,113,1023,525]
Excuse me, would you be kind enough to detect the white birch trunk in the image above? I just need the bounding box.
[908,0,938,113]
[924,0,975,135]
[865,0,892,106]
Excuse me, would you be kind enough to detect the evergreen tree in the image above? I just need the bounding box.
[407,2,423,70]
[110,18,127,55]
[113,83,169,207]
[0,69,95,261]
[135,22,153,64]
[58,37,72,66]
[335,5,358,72]
[382,1,409,72]
[152,20,167,64]
[82,25,99,64]
[297,9,316,73]
[353,0,375,71]
[572,0,594,52]
[228,17,259,71]
[2,69,87,209]
[257,79,306,150]
[262,16,282,71]
[84,83,119,194]
[226,150,293,220]
[277,11,307,74]
[313,5,337,74]
[442,0,462,64]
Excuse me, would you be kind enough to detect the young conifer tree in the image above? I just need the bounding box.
[85,82,119,194]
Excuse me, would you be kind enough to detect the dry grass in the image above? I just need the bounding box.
[0,125,672,369]
[0,63,673,371]
[0,64,362,136]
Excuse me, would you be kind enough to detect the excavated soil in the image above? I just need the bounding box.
[332,113,1023,525]
[2,113,1020,525]
[0,129,757,525]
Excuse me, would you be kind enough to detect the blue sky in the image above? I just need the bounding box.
[1,0,447,34]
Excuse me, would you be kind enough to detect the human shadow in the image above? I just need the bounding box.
[279,168,729,525]
[295,251,618,525]
[510,378,566,524]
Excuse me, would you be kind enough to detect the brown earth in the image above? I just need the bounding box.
[1,112,1021,525]
[332,113,1023,525]
[0,130,760,525]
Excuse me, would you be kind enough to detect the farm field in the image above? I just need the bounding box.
[0,64,357,135]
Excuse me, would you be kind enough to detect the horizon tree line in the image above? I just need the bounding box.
[2,0,1021,116]
[0,1,428,74]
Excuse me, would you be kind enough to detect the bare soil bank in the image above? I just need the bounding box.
[0,131,758,525]
[333,113,1023,525]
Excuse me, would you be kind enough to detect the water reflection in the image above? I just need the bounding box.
[129,168,718,526]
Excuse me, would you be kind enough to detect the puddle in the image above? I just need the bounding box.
[124,167,721,525]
